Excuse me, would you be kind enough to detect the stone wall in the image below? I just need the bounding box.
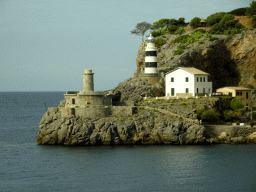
[204,124,256,138]
[140,77,161,85]
[59,106,134,119]
[176,93,193,98]
[65,95,105,108]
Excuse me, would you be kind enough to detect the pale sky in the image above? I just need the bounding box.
[0,0,251,92]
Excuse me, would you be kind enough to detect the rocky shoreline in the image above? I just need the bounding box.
[37,107,256,146]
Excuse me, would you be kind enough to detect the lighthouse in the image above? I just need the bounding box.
[145,33,158,74]
[140,33,161,84]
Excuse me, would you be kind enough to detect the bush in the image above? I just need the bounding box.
[235,23,246,29]
[220,14,235,25]
[196,106,205,119]
[206,12,226,26]
[174,49,184,55]
[223,28,242,35]
[193,29,206,34]
[252,24,256,28]
[201,109,221,122]
[177,17,185,25]
[225,20,236,28]
[230,97,245,111]
[174,26,184,35]
[211,23,223,31]
[223,110,242,121]
[209,37,219,41]
[228,7,247,16]
[190,31,204,41]
[189,17,201,27]
[151,30,161,37]
[168,25,179,33]
[245,1,256,17]
[198,41,205,44]
[155,38,166,47]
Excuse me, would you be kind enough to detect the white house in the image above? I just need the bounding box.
[165,67,212,97]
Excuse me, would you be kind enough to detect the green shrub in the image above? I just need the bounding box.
[225,20,236,28]
[252,24,256,28]
[228,7,247,16]
[174,26,185,35]
[235,23,246,29]
[223,28,242,35]
[177,17,185,25]
[209,37,219,41]
[219,14,235,25]
[173,35,191,43]
[168,25,179,33]
[193,29,206,34]
[201,109,220,122]
[245,1,256,17]
[204,32,212,38]
[252,16,256,22]
[190,31,204,41]
[196,106,205,119]
[211,23,223,31]
[198,41,205,44]
[155,38,166,47]
[230,97,245,111]
[151,30,162,37]
[223,110,242,121]
[206,12,226,26]
[160,28,170,35]
[174,49,184,55]
[177,45,189,49]
[189,17,201,27]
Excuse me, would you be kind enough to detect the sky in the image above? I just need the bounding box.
[0,0,252,92]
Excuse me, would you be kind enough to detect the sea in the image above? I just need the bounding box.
[0,92,256,192]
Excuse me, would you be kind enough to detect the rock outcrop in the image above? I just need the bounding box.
[37,107,207,145]
[134,28,256,91]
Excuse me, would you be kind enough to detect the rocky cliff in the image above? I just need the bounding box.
[134,27,256,91]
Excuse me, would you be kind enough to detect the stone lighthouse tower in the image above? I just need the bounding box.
[140,33,161,84]
[82,69,94,92]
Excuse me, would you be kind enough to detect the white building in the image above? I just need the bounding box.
[165,67,212,97]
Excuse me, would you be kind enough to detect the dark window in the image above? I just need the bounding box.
[171,88,175,96]
[236,91,239,96]
[209,88,210,93]
[203,77,205,82]
[197,88,199,93]
[186,88,189,93]
[200,77,202,82]
[203,88,205,93]
[197,77,198,82]
[185,77,189,82]
[246,92,248,99]
[240,92,242,96]
[72,98,75,104]
[171,77,174,82]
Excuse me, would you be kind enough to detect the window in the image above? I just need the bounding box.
[200,77,202,82]
[171,88,175,96]
[203,88,205,93]
[72,98,75,104]
[197,88,199,93]
[203,77,205,82]
[186,88,189,93]
[236,91,239,96]
[246,92,248,99]
[185,77,189,82]
[208,88,210,93]
[197,77,199,82]
[171,77,174,82]
[240,92,242,96]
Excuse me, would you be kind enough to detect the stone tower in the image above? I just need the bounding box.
[83,69,94,92]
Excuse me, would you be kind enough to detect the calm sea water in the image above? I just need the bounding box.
[0,92,256,192]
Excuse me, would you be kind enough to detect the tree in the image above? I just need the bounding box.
[189,17,201,27]
[130,22,152,42]
[245,0,256,17]
[230,97,245,111]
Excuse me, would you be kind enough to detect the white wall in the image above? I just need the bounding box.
[165,69,194,96]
